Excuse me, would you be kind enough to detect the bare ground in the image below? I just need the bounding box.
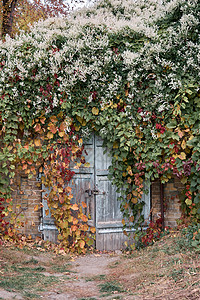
[0,232,200,300]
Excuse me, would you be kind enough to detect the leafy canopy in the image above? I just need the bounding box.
[0,0,200,249]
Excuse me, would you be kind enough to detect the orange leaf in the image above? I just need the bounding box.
[71,225,77,231]
[22,164,27,170]
[82,201,87,208]
[40,117,46,124]
[45,209,49,216]
[178,129,184,139]
[49,123,57,134]
[131,198,138,204]
[50,115,58,123]
[71,204,79,211]
[59,122,65,131]
[81,215,88,222]
[34,205,39,211]
[82,224,89,231]
[34,139,41,147]
[90,227,96,233]
[66,186,72,193]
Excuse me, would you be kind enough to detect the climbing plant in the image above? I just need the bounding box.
[0,0,200,251]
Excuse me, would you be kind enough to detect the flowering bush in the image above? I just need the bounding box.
[0,0,200,249]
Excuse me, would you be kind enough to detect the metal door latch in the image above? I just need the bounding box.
[85,186,99,196]
[85,188,93,196]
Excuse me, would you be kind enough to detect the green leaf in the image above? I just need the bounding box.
[166,120,177,129]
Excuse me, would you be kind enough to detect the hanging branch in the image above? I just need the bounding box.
[2,0,18,37]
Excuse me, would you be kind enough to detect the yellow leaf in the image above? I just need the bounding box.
[181,177,187,184]
[84,162,90,168]
[181,140,186,150]
[185,198,192,206]
[178,152,186,160]
[76,116,87,126]
[79,240,85,249]
[58,131,65,137]
[34,139,41,147]
[122,219,125,226]
[47,132,53,139]
[75,125,80,131]
[113,141,119,149]
[92,107,99,115]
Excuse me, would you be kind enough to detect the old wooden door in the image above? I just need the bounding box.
[40,135,150,250]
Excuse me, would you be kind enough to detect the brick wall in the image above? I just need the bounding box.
[10,174,184,238]
[11,173,42,238]
[151,177,184,227]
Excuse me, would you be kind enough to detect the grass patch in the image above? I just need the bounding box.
[25,257,39,265]
[98,281,125,293]
[109,261,120,268]
[85,274,107,282]
[0,272,58,294]
[11,265,46,272]
[51,264,73,273]
[169,268,184,282]
[78,298,97,300]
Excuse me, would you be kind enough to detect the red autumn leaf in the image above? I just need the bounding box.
[34,123,41,132]
[49,123,57,134]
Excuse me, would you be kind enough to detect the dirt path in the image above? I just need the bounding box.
[41,253,126,300]
[1,234,200,300]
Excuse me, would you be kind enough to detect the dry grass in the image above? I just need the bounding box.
[106,233,200,299]
[0,231,199,299]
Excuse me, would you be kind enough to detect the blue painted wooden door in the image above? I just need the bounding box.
[41,135,150,250]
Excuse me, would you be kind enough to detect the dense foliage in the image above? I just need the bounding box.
[0,0,200,250]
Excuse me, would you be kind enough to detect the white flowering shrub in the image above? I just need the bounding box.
[0,0,200,234]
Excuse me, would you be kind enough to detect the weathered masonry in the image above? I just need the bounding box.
[12,136,183,250]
